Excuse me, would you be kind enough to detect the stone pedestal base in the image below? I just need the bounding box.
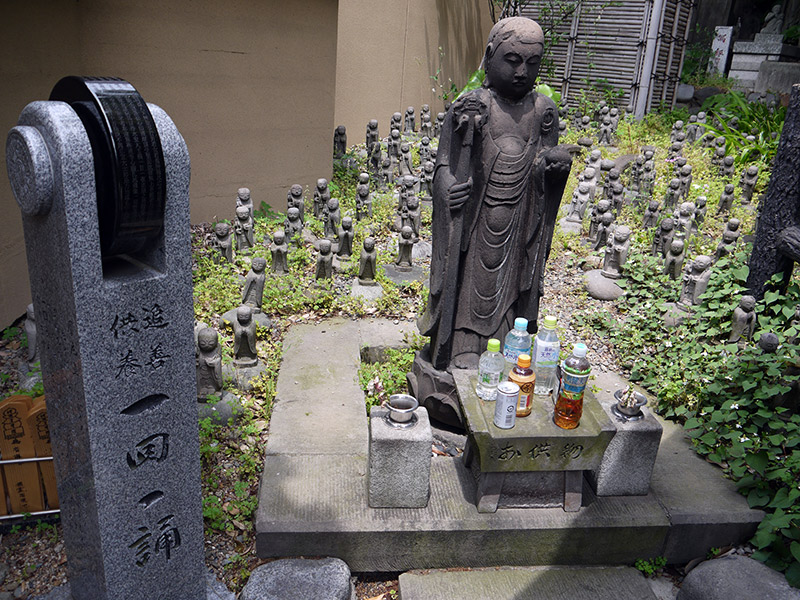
[368,406,432,508]
[585,269,624,300]
[407,348,464,429]
[224,362,268,392]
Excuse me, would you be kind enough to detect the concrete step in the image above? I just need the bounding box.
[398,566,660,600]
[255,319,764,571]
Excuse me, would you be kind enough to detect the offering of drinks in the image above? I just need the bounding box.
[476,338,504,401]
[508,354,535,417]
[554,343,591,430]
[493,381,520,429]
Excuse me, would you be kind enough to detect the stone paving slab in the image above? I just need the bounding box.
[398,566,659,600]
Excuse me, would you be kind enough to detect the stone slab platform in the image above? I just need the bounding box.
[254,319,764,571]
[398,566,659,600]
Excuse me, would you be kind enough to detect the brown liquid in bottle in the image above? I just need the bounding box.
[508,354,535,417]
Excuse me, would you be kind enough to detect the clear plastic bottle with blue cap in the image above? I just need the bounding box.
[503,317,532,376]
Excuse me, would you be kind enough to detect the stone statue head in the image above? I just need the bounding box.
[368,119,378,129]
[437,112,445,121]
[317,178,328,191]
[644,160,654,172]
[251,257,267,273]
[342,216,353,230]
[680,164,692,176]
[424,161,435,173]
[236,206,250,220]
[327,197,339,211]
[408,196,420,210]
[26,303,34,320]
[609,168,620,180]
[319,239,332,256]
[578,182,590,194]
[740,295,756,311]
[215,222,230,237]
[612,182,624,194]
[393,112,402,122]
[747,165,759,176]
[759,332,780,353]
[238,188,250,201]
[336,125,346,135]
[644,149,654,160]
[648,200,659,211]
[597,199,611,212]
[602,115,611,125]
[675,157,687,169]
[696,195,707,207]
[483,17,544,101]
[197,327,218,352]
[359,172,369,184]
[273,230,286,245]
[290,184,303,197]
[237,305,253,325]
[407,106,414,114]
[697,111,706,120]
[287,207,300,221]
[400,142,410,153]
[674,120,684,130]
[689,115,697,123]
[610,108,618,116]
[583,167,596,180]
[679,202,694,216]
[661,218,674,232]
[728,218,741,231]
[724,184,735,194]
[600,212,614,226]
[669,178,680,190]
[670,239,684,254]
[695,255,712,272]
[422,104,430,112]
[590,149,601,161]
[615,225,631,242]
[401,225,414,240]
[421,136,430,146]
[364,237,375,252]
[382,158,391,168]
[391,129,401,139]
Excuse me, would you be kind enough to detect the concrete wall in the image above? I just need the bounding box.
[1,0,339,328]
[334,0,493,146]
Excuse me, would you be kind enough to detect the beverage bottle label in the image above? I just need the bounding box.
[503,345,523,364]
[479,371,501,386]
[534,340,560,368]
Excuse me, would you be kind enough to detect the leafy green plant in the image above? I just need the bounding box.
[634,556,667,577]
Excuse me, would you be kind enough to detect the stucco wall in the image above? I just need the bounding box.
[0,0,339,328]
[334,0,493,146]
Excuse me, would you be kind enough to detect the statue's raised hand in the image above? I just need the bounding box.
[542,147,573,179]
[447,177,472,209]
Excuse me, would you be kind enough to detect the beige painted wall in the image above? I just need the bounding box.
[1,0,339,328]
[334,0,493,145]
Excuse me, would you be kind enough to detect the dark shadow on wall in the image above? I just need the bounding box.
[435,0,489,96]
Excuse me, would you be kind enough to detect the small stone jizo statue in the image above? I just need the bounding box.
[729,295,757,343]
[196,327,222,400]
[233,306,258,368]
[270,230,289,274]
[358,237,378,285]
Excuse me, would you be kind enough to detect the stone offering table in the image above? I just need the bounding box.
[453,370,615,513]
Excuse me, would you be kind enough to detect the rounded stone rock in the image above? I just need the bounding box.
[677,555,800,600]
[241,558,354,600]
[584,269,624,301]
[6,126,55,216]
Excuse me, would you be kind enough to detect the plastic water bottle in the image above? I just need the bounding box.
[533,315,560,398]
[503,317,532,375]
[554,343,592,430]
[476,338,504,401]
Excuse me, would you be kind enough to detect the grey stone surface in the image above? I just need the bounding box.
[32,572,235,600]
[677,556,800,600]
[589,373,663,496]
[585,269,625,300]
[559,216,582,235]
[368,406,432,508]
[399,566,658,600]
[756,62,800,94]
[382,263,427,286]
[350,279,383,302]
[9,94,203,598]
[241,558,354,600]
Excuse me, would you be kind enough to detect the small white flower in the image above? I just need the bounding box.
[731,403,739,410]
[665,341,672,347]
[740,435,749,442]
[736,423,742,429]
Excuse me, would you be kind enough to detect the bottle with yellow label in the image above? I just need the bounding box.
[508,353,535,417]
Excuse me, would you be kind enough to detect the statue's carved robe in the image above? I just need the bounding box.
[419,87,569,370]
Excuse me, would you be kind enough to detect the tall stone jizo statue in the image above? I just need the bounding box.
[412,18,572,426]
[5,77,204,598]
